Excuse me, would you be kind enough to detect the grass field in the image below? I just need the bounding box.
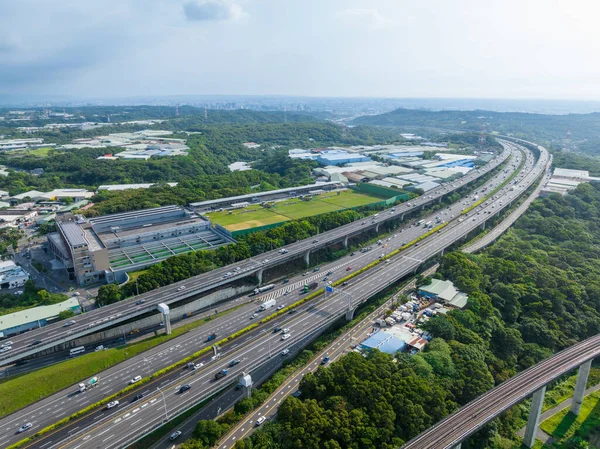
[539,389,600,447]
[206,190,380,231]
[5,147,54,158]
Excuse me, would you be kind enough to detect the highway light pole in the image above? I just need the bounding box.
[157,386,169,421]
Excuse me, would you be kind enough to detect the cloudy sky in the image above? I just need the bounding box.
[1,0,599,100]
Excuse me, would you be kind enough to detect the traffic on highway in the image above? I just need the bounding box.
[0,140,548,449]
[0,144,514,366]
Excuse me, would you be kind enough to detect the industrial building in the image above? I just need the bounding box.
[0,261,30,289]
[316,150,371,166]
[8,189,94,204]
[190,181,341,212]
[418,279,468,309]
[0,298,81,337]
[97,183,178,192]
[47,206,233,285]
[540,168,600,196]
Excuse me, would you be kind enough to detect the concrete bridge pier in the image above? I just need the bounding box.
[375,223,380,233]
[343,235,349,249]
[451,443,461,449]
[345,308,355,321]
[400,214,404,221]
[523,385,546,448]
[257,268,264,285]
[304,250,310,267]
[481,221,486,230]
[439,197,443,204]
[571,360,593,416]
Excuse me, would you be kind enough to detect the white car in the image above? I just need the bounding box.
[193,362,204,370]
[17,423,32,433]
[281,348,290,356]
[106,400,120,409]
[282,328,290,334]
[256,416,267,426]
[177,286,186,292]
[129,375,142,384]
[276,305,284,310]
[281,333,291,341]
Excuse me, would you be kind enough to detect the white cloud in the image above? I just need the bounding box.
[183,0,244,22]
[338,8,390,30]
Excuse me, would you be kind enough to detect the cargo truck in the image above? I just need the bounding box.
[78,376,99,393]
[302,282,318,293]
[253,284,275,295]
[259,299,277,311]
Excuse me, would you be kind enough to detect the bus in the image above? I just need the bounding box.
[417,219,425,226]
[70,346,86,357]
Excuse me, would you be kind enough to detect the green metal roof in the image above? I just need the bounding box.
[0,298,81,331]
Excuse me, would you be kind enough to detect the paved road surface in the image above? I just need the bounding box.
[0,146,513,366]
[47,140,545,449]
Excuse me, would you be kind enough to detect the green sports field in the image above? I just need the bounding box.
[205,190,380,231]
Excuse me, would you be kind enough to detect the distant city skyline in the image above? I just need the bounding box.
[2,1,600,101]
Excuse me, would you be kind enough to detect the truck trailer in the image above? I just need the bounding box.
[253,284,275,295]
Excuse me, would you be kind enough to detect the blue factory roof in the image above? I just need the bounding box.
[361,331,406,354]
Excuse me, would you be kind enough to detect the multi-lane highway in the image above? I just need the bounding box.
[0,144,523,449]
[29,140,546,449]
[0,144,513,366]
[214,144,553,449]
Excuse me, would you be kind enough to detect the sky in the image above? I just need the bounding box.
[1,0,600,101]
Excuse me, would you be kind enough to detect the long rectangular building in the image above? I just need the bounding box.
[189,181,341,212]
[47,205,233,286]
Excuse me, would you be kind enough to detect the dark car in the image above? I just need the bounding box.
[29,340,42,347]
[229,359,241,367]
[179,384,191,393]
[321,356,330,365]
[273,327,282,333]
[288,309,297,315]
[131,393,145,402]
[206,333,217,342]
[283,279,289,284]
[135,299,145,305]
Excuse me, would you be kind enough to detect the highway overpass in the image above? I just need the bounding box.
[10,140,547,449]
[0,145,514,366]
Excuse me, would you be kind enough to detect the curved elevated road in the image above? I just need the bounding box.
[402,333,599,449]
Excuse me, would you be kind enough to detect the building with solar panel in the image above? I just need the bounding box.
[47,206,234,286]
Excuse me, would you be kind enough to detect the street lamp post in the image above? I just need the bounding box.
[157,387,169,421]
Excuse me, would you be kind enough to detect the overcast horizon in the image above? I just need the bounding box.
[2,0,600,102]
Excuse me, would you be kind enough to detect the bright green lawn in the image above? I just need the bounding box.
[540,390,600,445]
[207,190,380,231]
[206,206,289,230]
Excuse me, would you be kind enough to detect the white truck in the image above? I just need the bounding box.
[259,299,277,311]
[78,376,99,393]
[253,284,275,296]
